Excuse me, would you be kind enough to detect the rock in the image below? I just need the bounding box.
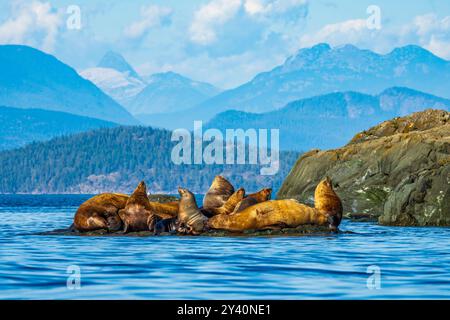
[277,109,450,226]
[38,224,341,237]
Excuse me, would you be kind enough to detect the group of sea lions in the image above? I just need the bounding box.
[73,176,343,235]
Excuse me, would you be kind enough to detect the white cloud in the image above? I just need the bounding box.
[410,14,450,58]
[189,0,242,45]
[244,0,307,15]
[189,0,308,45]
[300,19,369,48]
[0,0,62,52]
[124,5,173,39]
[244,0,266,15]
[299,14,450,59]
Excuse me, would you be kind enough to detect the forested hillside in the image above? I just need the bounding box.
[0,126,299,194]
[0,106,118,150]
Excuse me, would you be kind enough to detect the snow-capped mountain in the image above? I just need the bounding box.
[81,52,220,115]
[129,72,221,115]
[80,51,146,107]
[80,67,146,107]
[97,50,143,81]
[0,45,138,125]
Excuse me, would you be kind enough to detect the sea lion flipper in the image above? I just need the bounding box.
[86,216,108,230]
[147,212,160,232]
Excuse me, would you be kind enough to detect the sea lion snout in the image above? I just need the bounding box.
[327,214,340,232]
[178,187,188,196]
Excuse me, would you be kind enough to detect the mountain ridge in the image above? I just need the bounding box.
[0,45,138,125]
[204,87,450,151]
[0,106,118,150]
[142,43,450,129]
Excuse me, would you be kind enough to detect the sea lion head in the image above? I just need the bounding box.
[203,176,235,209]
[134,181,147,195]
[315,176,343,231]
[178,187,195,202]
[178,187,208,235]
[236,188,246,198]
[258,188,272,201]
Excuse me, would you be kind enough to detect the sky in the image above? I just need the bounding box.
[0,0,449,89]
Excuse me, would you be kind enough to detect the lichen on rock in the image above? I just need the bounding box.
[277,109,450,226]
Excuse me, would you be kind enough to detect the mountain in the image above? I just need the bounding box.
[204,87,450,151]
[130,72,221,116]
[0,126,299,194]
[0,45,137,125]
[0,106,118,150]
[277,109,450,226]
[80,51,146,107]
[144,44,450,129]
[82,51,220,115]
[80,67,146,107]
[97,50,142,80]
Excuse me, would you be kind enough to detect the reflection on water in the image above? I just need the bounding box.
[0,195,449,299]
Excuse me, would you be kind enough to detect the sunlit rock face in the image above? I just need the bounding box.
[278,109,450,226]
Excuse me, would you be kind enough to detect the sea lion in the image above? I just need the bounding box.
[203,176,235,209]
[208,178,343,232]
[149,201,179,220]
[201,188,245,217]
[231,188,272,214]
[73,193,128,232]
[178,187,209,235]
[118,181,156,233]
[154,217,179,235]
[314,176,343,230]
[207,199,329,232]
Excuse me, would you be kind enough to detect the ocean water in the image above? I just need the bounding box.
[0,194,449,300]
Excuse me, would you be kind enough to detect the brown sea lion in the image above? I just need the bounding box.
[314,177,343,230]
[231,188,272,214]
[73,193,128,232]
[207,199,329,232]
[178,187,209,235]
[202,188,245,217]
[203,176,235,209]
[118,181,156,233]
[154,217,179,235]
[149,201,179,220]
[208,178,343,232]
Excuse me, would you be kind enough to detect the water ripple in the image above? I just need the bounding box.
[0,195,449,299]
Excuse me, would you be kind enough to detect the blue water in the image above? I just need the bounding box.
[0,194,449,300]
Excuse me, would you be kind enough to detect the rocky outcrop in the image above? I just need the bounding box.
[277,109,450,226]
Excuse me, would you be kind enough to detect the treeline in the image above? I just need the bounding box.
[0,126,300,194]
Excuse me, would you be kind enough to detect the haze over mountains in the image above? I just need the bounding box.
[205,87,450,151]
[0,106,117,150]
[130,72,221,115]
[142,44,450,129]
[81,52,221,116]
[0,45,137,125]
[1,43,449,156]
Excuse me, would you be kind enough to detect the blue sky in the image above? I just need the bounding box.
[0,0,449,88]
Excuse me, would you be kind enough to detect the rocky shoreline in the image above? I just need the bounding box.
[37,224,344,237]
[277,109,450,227]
